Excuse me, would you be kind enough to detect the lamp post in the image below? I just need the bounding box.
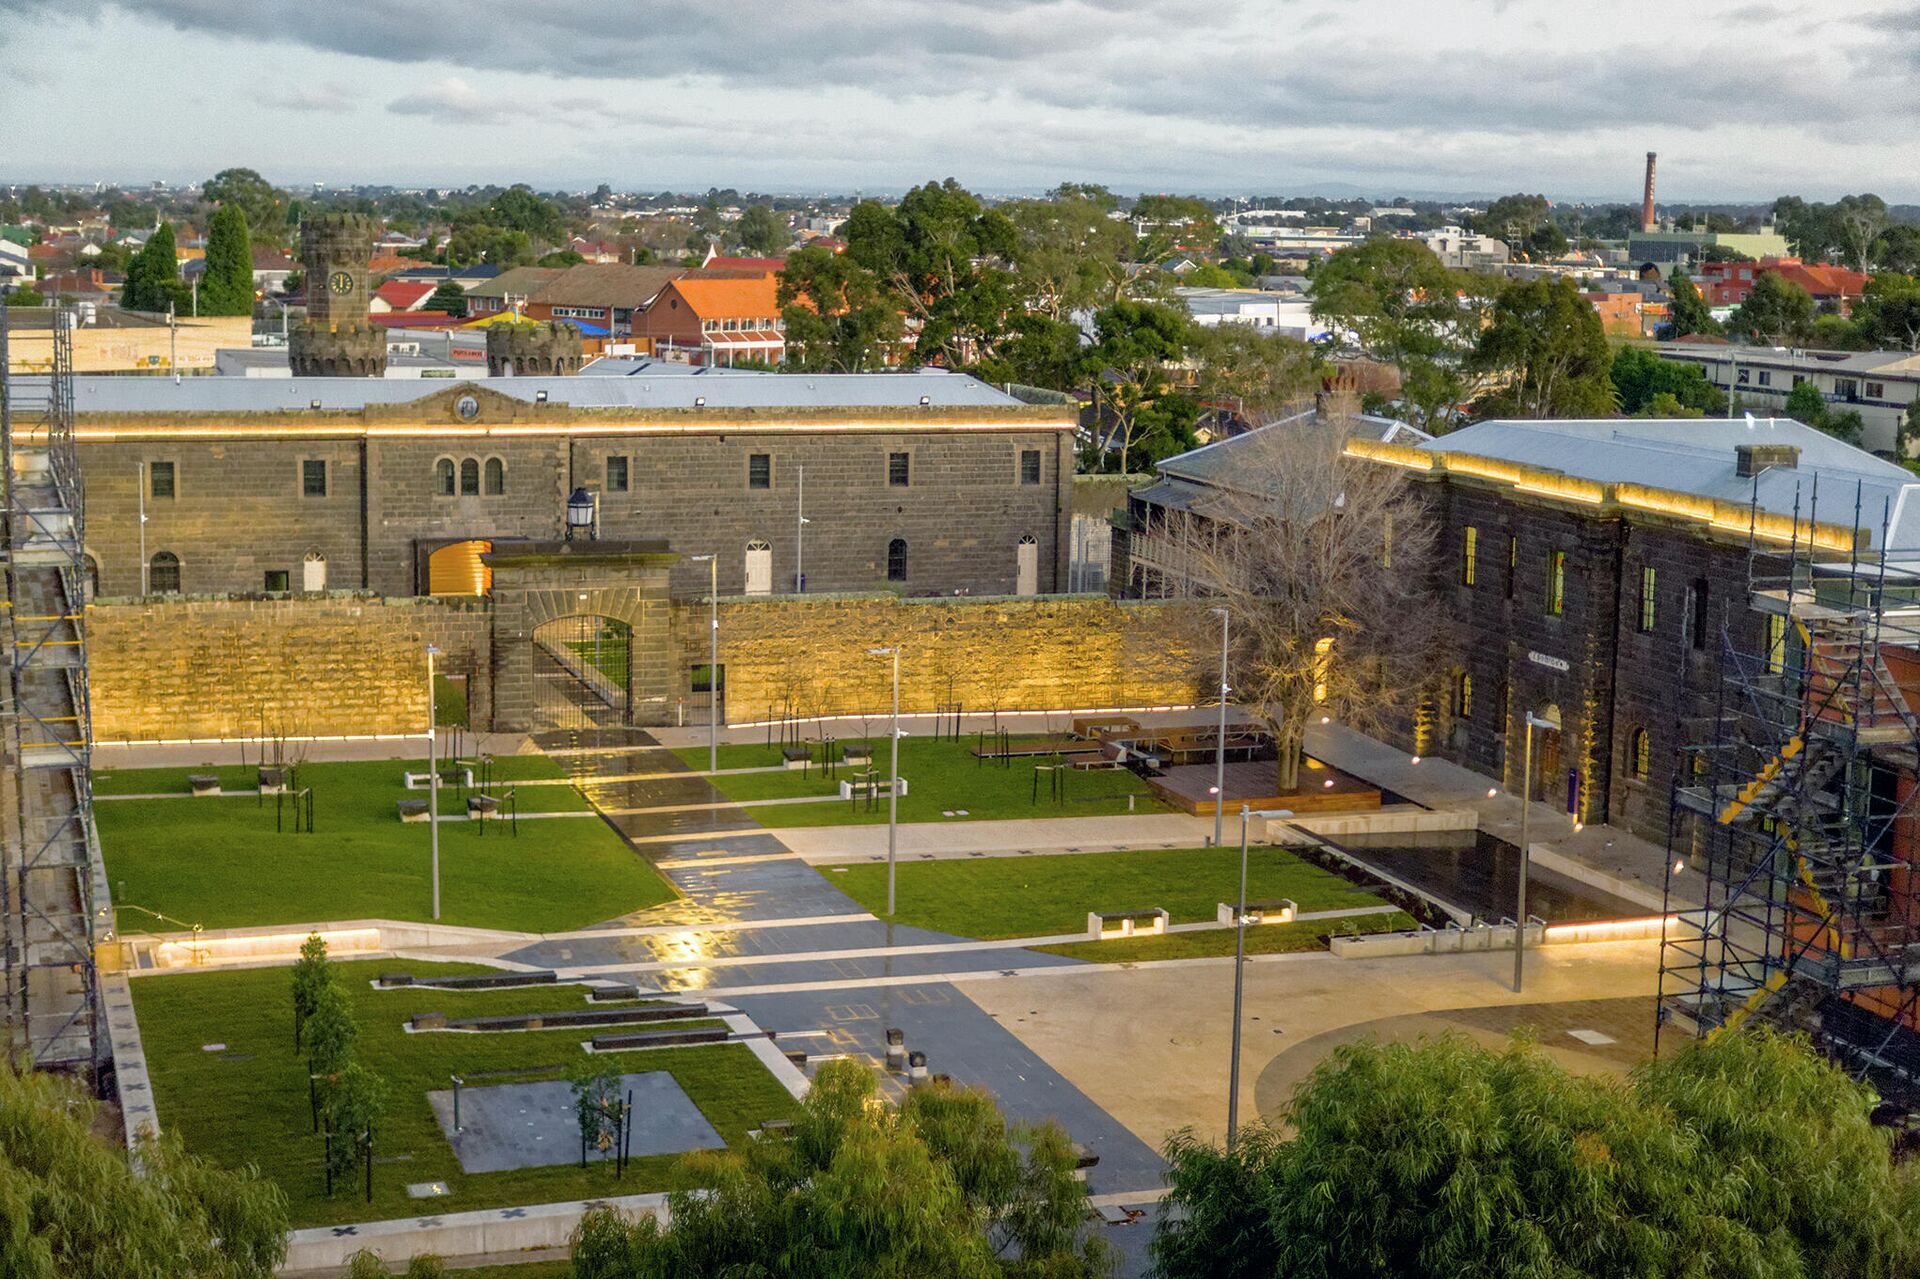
[689,554,719,773]
[565,486,598,542]
[868,646,901,916]
[426,644,441,921]
[795,464,810,593]
[1211,606,1230,849]
[1513,712,1556,993]
[1228,805,1293,1147]
[137,461,148,595]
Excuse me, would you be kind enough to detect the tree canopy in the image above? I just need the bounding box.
[1730,271,1816,345]
[1470,276,1615,419]
[120,221,188,314]
[1611,346,1723,417]
[1308,240,1473,427]
[1151,1029,1920,1279]
[568,1058,1115,1278]
[203,168,286,246]
[199,203,254,316]
[1666,269,1720,338]
[0,1059,289,1278]
[777,244,906,372]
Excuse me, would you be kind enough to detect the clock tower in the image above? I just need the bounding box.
[289,212,387,376]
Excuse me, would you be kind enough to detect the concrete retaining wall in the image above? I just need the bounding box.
[282,1192,668,1273]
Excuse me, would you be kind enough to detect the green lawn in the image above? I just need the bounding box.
[565,635,631,691]
[131,960,799,1228]
[820,845,1392,940]
[1033,908,1418,962]
[671,737,1167,827]
[96,759,677,933]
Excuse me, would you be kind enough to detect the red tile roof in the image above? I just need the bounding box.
[375,279,437,311]
[704,255,785,273]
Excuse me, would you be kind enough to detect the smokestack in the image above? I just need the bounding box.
[1641,151,1658,233]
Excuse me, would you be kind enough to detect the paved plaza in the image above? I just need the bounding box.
[426,1071,724,1174]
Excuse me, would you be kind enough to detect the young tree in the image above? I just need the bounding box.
[425,280,466,317]
[571,1060,625,1163]
[0,1059,289,1277]
[1470,276,1615,419]
[1183,404,1442,790]
[569,1059,1114,1277]
[1152,1029,1920,1279]
[200,203,254,316]
[1666,269,1720,338]
[1085,299,1191,473]
[323,1062,387,1195]
[304,977,358,1081]
[290,931,330,1047]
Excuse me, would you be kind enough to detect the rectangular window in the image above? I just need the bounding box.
[148,460,175,499]
[691,663,726,694]
[748,453,771,490]
[1791,374,1805,388]
[1505,534,1518,600]
[1757,371,1772,388]
[1736,367,1751,385]
[1019,449,1042,485]
[1865,381,1885,399]
[888,452,910,487]
[1639,565,1657,633]
[1545,550,1566,617]
[606,456,629,493]
[1461,526,1477,587]
[1765,613,1787,676]
[301,459,327,498]
[1836,378,1858,400]
[264,570,290,593]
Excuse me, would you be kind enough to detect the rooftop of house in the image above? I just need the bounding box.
[1419,416,1920,551]
[1651,343,1920,376]
[462,266,565,300]
[658,273,781,320]
[67,368,1039,416]
[530,263,685,308]
[1130,410,1428,515]
[373,279,437,309]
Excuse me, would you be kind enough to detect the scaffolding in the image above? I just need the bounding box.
[0,299,101,1078]
[1657,475,1920,1106]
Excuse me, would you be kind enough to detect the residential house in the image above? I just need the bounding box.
[371,279,439,313]
[1696,257,1872,313]
[514,263,684,337]
[635,273,785,366]
[1651,341,1920,454]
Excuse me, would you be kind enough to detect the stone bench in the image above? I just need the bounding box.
[781,746,812,770]
[404,767,473,790]
[590,1026,730,1052]
[258,767,289,794]
[187,774,221,796]
[839,776,907,800]
[466,793,501,819]
[1086,908,1169,941]
[842,745,874,767]
[396,799,429,823]
[588,983,642,1003]
[1215,898,1298,927]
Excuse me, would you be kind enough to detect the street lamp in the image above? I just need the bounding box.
[688,554,719,773]
[1228,805,1293,1147]
[1513,712,1557,993]
[868,646,902,916]
[426,644,442,921]
[1210,607,1230,849]
[565,486,598,542]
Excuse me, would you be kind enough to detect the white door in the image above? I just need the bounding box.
[744,539,773,596]
[1016,536,1039,596]
[302,552,327,592]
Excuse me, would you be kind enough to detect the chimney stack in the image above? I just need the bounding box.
[1641,152,1658,233]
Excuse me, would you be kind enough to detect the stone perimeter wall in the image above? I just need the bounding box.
[87,592,1198,740]
[88,595,492,742]
[682,593,1201,724]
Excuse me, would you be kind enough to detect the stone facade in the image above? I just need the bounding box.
[78,384,1076,602]
[289,213,385,377]
[485,322,584,377]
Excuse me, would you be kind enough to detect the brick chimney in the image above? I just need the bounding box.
[1641,152,1658,233]
[1736,443,1799,478]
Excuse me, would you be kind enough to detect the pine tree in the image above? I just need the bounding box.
[200,204,255,316]
[122,222,185,313]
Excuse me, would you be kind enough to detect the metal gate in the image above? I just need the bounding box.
[531,615,632,730]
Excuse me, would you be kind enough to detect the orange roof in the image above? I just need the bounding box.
[369,254,417,276]
[666,273,781,320]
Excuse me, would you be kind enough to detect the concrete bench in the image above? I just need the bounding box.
[842,744,874,766]
[257,767,289,794]
[839,776,907,800]
[1072,1142,1100,1183]
[466,793,501,819]
[187,774,221,796]
[590,1026,730,1052]
[781,746,812,771]
[588,983,642,1003]
[1215,898,1298,927]
[1086,908,1169,941]
[396,799,429,823]
[404,768,473,791]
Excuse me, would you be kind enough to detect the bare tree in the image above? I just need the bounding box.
[1183,399,1443,791]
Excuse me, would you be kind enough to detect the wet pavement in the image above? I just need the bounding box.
[1329,829,1650,923]
[510,722,1170,1202]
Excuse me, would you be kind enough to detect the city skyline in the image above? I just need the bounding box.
[2,0,1917,201]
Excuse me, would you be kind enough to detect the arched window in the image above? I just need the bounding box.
[1631,728,1651,779]
[460,458,481,496]
[149,551,180,594]
[484,457,505,496]
[435,458,455,496]
[886,538,907,583]
[81,554,99,603]
[1454,671,1473,719]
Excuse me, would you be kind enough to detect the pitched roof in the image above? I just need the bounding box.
[530,263,684,308]
[704,255,785,272]
[463,266,564,300]
[374,279,437,310]
[663,272,781,320]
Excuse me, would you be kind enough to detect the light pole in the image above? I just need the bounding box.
[1513,712,1556,993]
[795,465,810,593]
[1211,606,1230,849]
[868,645,901,916]
[689,554,719,772]
[1228,805,1293,1147]
[137,461,148,594]
[426,644,442,921]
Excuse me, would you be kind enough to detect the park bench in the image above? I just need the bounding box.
[588,983,642,1002]
[590,1026,730,1051]
[839,775,907,800]
[1072,1143,1100,1183]
[781,745,811,771]
[187,774,221,796]
[466,793,501,819]
[395,799,429,823]
[403,767,473,790]
[1086,908,1170,941]
[1215,898,1298,927]
[257,767,289,794]
[842,743,873,766]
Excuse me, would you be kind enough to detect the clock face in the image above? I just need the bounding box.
[328,271,354,295]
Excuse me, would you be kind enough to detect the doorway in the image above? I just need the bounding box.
[1529,702,1563,803]
[1016,535,1039,596]
[744,539,772,596]
[531,615,633,729]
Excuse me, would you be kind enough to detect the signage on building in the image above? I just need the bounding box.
[1528,650,1570,673]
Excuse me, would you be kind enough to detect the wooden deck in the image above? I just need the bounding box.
[1147,757,1382,817]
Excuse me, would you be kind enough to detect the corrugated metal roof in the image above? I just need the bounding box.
[1420,417,1920,550]
[1157,411,1426,486]
[70,369,1034,414]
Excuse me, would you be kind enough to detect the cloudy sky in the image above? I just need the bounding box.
[3,0,1916,201]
